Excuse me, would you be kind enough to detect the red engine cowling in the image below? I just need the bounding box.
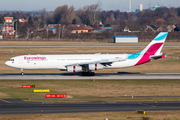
[66,65,82,73]
[88,63,104,71]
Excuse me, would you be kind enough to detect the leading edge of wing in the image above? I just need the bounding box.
[65,59,124,67]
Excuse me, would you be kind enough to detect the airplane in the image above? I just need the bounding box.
[5,32,168,76]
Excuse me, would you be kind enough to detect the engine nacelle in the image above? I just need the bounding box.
[66,65,82,73]
[88,63,104,71]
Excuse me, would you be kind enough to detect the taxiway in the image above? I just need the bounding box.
[0,73,180,80]
[0,99,180,114]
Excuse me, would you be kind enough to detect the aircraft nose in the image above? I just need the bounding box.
[5,61,10,66]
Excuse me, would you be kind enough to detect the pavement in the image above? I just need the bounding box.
[1,98,180,114]
[0,45,180,48]
[0,73,180,80]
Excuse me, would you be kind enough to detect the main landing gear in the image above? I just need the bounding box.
[21,69,24,76]
[81,71,95,76]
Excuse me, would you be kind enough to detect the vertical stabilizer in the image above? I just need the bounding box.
[135,32,168,66]
[141,32,168,56]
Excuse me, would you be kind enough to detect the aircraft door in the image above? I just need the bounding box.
[19,56,23,64]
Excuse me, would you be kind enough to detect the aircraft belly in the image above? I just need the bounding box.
[107,59,138,69]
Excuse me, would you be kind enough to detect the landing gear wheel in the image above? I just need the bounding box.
[81,71,95,76]
[21,69,24,76]
[82,72,86,76]
[86,72,90,76]
[90,72,95,76]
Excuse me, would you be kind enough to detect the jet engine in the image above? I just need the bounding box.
[66,65,82,73]
[88,63,104,71]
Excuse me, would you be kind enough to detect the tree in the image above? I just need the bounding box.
[28,16,34,26]
[119,21,127,30]
[47,12,54,24]
[114,10,121,21]
[0,15,3,23]
[103,12,118,25]
[177,8,180,16]
[166,17,179,25]
[72,18,76,24]
[89,4,102,24]
[154,7,169,18]
[34,17,39,22]
[104,23,111,27]
[155,18,165,27]
[76,8,86,24]
[53,5,75,24]
[39,21,44,28]
[19,22,32,37]
[76,4,102,25]
[138,17,152,26]
[128,21,141,31]
[85,18,91,25]
[33,17,39,29]
[74,16,82,24]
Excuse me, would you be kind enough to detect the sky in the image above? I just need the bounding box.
[0,0,179,11]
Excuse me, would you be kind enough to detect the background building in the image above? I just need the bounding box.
[114,36,138,43]
[2,17,15,38]
[139,4,143,12]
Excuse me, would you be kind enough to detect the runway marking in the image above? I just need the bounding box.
[39,104,106,107]
[138,102,156,108]
[0,99,11,104]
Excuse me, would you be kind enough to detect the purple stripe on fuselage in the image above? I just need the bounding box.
[135,43,163,66]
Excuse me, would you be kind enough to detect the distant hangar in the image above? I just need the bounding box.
[114,36,138,43]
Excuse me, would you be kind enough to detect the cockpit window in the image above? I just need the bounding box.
[9,59,14,61]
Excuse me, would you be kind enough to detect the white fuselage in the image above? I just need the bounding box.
[5,32,168,74]
[5,54,139,70]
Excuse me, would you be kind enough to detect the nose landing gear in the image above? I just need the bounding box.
[21,69,24,76]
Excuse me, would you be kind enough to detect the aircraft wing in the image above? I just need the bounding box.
[66,59,125,67]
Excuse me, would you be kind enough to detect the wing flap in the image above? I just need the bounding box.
[65,59,124,67]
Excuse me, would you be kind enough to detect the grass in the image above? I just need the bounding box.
[1,79,180,101]
[1,111,180,120]
[26,98,180,103]
[0,47,180,73]
[0,42,180,118]
[1,41,180,46]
